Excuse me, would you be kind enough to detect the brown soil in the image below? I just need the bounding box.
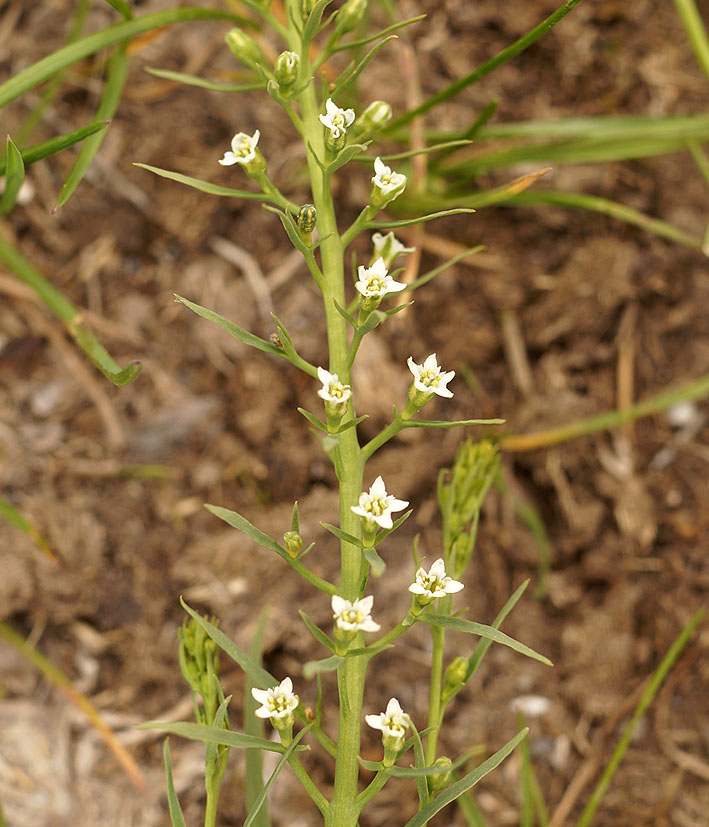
[1,1,707,825]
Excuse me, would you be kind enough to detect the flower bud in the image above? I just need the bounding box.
[427,756,453,795]
[441,655,469,702]
[283,530,303,558]
[225,28,263,69]
[325,129,346,154]
[351,100,392,142]
[335,0,368,34]
[296,204,317,244]
[274,50,299,88]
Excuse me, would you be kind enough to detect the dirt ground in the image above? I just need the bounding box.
[1,1,708,825]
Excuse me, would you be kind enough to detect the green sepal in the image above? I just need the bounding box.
[144,66,263,92]
[374,508,413,545]
[0,122,108,176]
[298,407,328,432]
[175,294,280,356]
[162,740,187,827]
[325,142,370,176]
[244,724,314,827]
[403,417,505,429]
[363,546,386,577]
[180,598,276,688]
[404,730,528,826]
[299,610,337,653]
[320,522,363,547]
[333,299,358,328]
[369,208,476,230]
[303,654,344,679]
[136,163,277,202]
[336,414,368,434]
[139,721,308,753]
[0,136,25,216]
[421,614,552,666]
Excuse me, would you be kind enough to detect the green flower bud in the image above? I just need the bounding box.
[335,0,368,34]
[441,655,469,703]
[427,756,453,795]
[225,28,263,69]
[325,128,346,154]
[296,204,317,242]
[351,100,392,142]
[283,530,303,558]
[274,50,300,88]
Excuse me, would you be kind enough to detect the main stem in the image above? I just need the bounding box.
[295,32,366,826]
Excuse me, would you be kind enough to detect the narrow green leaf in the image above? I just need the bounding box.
[299,611,336,652]
[409,719,430,806]
[331,36,397,98]
[673,0,709,79]
[374,508,413,545]
[0,122,109,175]
[405,729,528,826]
[0,8,242,108]
[0,236,141,385]
[333,299,357,327]
[402,417,505,429]
[144,66,263,92]
[136,163,274,201]
[244,611,270,827]
[298,408,328,432]
[0,136,25,216]
[369,208,475,230]
[302,0,333,44]
[334,15,426,51]
[174,294,281,356]
[0,496,56,561]
[405,246,484,292]
[244,725,313,826]
[205,505,282,554]
[103,0,133,19]
[54,43,129,210]
[162,740,187,827]
[320,522,363,547]
[378,140,473,162]
[326,142,370,176]
[140,721,305,752]
[180,599,276,689]
[303,654,344,679]
[422,615,552,666]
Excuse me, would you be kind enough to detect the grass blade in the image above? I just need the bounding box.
[0,496,56,561]
[245,610,271,827]
[673,0,709,79]
[0,121,109,175]
[139,721,306,752]
[162,740,187,827]
[0,136,25,216]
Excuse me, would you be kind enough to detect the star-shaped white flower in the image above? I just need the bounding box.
[251,677,299,720]
[319,98,355,139]
[407,353,455,398]
[372,231,415,266]
[351,476,408,529]
[332,595,381,633]
[317,366,352,404]
[365,697,410,741]
[409,558,464,600]
[355,257,406,298]
[219,130,260,166]
[372,156,406,196]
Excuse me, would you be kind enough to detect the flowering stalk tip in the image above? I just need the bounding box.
[355,257,406,313]
[365,697,411,766]
[218,130,266,178]
[351,476,408,544]
[403,353,455,416]
[370,156,406,209]
[252,677,299,737]
[409,558,463,610]
[332,595,380,652]
[320,98,355,152]
[317,366,351,428]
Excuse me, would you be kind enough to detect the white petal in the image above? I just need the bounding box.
[370,476,387,497]
[409,583,426,595]
[365,714,384,730]
[279,677,293,695]
[361,618,381,632]
[219,152,237,166]
[251,687,269,704]
[445,579,464,593]
[429,559,447,578]
[423,353,439,371]
[373,512,393,529]
[351,504,369,519]
[386,496,409,512]
[358,595,375,613]
[331,595,348,614]
[373,156,386,176]
[385,698,403,716]
[317,366,332,384]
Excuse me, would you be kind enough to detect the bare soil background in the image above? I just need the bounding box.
[1,1,707,825]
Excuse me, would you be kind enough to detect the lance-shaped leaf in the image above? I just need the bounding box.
[333,299,357,328]
[145,66,263,92]
[302,0,333,44]
[0,122,109,175]
[402,417,505,430]
[321,522,363,548]
[298,407,328,432]
[374,508,413,545]
[244,724,314,826]
[303,655,344,679]
[421,615,552,666]
[162,740,187,827]
[405,246,484,292]
[139,721,307,752]
[377,140,473,162]
[136,164,276,202]
[180,599,275,688]
[326,142,370,176]
[0,136,25,216]
[299,611,336,653]
[330,36,397,98]
[175,294,280,356]
[334,15,426,51]
[404,729,529,826]
[368,208,475,231]
[337,414,368,434]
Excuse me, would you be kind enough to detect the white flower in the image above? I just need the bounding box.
[319,98,355,139]
[365,697,410,741]
[355,257,406,298]
[332,594,381,633]
[372,156,406,196]
[251,677,299,720]
[351,476,408,529]
[409,558,464,600]
[372,231,415,267]
[407,353,455,398]
[219,130,260,166]
[317,366,352,404]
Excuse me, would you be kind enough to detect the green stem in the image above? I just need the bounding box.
[288,755,330,815]
[425,623,445,766]
[356,768,390,809]
[361,415,404,460]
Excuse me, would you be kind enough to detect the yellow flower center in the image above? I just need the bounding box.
[419,369,439,387]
